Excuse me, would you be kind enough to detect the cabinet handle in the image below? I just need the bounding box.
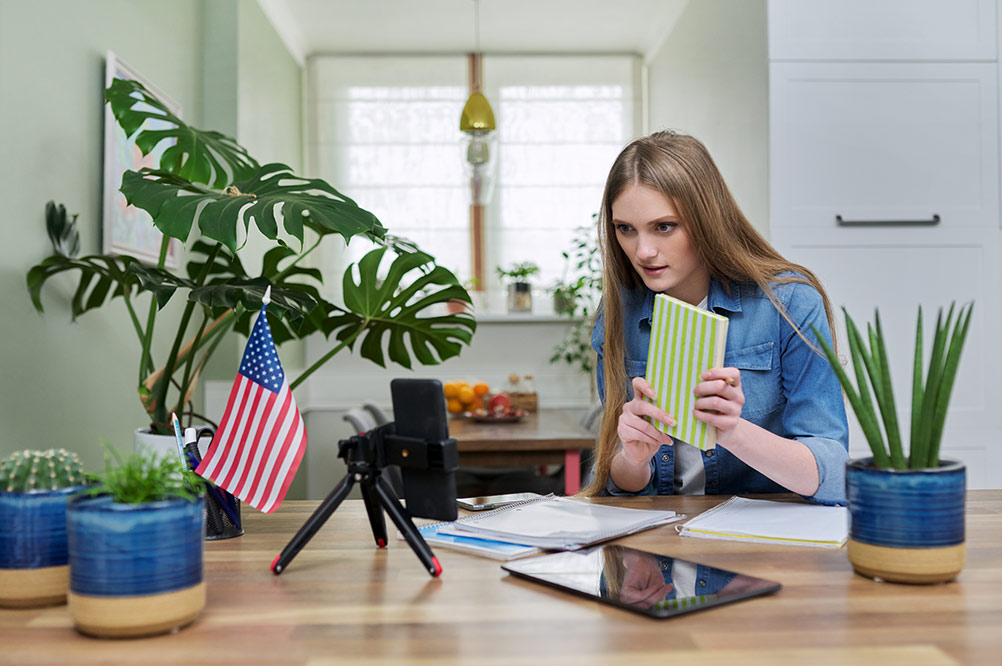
[835,214,941,227]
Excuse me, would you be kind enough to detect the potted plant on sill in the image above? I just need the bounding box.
[815,302,973,584]
[549,220,602,377]
[497,261,539,314]
[67,445,205,638]
[0,449,89,608]
[27,79,476,449]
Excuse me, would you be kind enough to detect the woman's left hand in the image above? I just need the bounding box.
[692,367,744,446]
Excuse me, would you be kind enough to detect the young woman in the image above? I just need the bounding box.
[583,131,848,505]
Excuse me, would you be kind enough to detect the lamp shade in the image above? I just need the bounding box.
[460,92,496,133]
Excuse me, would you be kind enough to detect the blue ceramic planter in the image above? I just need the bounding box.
[0,487,85,569]
[0,486,87,607]
[67,495,204,597]
[66,495,206,637]
[846,458,966,584]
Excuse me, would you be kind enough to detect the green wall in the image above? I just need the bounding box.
[0,0,303,473]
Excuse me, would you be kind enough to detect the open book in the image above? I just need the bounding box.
[678,496,848,548]
[438,494,681,550]
[645,293,729,450]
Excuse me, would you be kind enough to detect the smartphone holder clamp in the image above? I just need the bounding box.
[271,422,459,578]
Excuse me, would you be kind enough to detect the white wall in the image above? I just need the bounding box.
[645,0,770,236]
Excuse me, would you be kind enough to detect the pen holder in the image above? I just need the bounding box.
[205,485,243,540]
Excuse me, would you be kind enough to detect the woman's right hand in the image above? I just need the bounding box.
[617,376,675,466]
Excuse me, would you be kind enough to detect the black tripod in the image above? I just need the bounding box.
[271,422,457,578]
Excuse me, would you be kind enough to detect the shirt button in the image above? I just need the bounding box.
[661,454,670,462]
[708,479,717,485]
[705,450,715,457]
[698,579,707,586]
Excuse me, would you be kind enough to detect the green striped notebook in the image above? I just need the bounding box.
[644,293,729,450]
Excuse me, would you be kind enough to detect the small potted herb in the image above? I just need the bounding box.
[67,445,205,637]
[0,449,88,607]
[549,221,602,377]
[815,303,973,584]
[497,261,540,313]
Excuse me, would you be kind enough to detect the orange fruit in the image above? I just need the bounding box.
[458,386,476,405]
[446,398,464,414]
[473,382,490,396]
[443,382,459,399]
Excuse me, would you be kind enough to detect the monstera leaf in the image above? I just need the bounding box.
[120,164,386,252]
[322,248,476,369]
[26,254,142,320]
[105,78,258,187]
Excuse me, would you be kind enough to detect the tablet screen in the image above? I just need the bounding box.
[502,544,781,619]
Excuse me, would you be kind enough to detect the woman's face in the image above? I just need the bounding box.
[611,184,709,304]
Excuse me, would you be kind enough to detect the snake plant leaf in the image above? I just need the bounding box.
[324,248,476,369]
[105,78,258,188]
[910,306,924,462]
[813,323,891,468]
[119,164,386,253]
[26,254,142,319]
[873,311,906,468]
[913,305,954,468]
[927,302,974,467]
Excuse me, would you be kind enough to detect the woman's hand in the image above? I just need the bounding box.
[692,367,744,446]
[619,550,674,607]
[617,376,674,465]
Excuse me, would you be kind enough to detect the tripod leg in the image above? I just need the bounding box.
[360,476,388,547]
[272,473,356,575]
[373,475,442,578]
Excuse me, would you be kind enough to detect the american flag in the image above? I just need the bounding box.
[196,298,306,513]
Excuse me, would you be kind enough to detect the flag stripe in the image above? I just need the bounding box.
[259,410,306,513]
[246,385,295,507]
[206,376,255,483]
[231,388,279,499]
[253,396,300,511]
[196,375,249,480]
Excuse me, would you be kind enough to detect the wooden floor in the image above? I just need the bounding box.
[2,492,1000,665]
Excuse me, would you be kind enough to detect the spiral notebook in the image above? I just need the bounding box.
[645,293,729,450]
[438,494,681,550]
[677,496,848,549]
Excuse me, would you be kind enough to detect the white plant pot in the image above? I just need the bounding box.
[134,427,180,461]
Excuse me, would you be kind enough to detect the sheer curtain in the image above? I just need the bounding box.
[308,54,639,305]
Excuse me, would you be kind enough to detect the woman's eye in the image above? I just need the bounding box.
[615,224,634,234]
[656,222,677,233]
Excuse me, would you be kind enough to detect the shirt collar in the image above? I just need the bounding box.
[637,277,743,328]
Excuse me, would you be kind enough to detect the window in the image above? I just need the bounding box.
[308,55,639,308]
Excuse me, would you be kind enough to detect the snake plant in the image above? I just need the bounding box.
[814,303,974,469]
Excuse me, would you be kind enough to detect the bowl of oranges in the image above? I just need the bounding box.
[442,380,491,415]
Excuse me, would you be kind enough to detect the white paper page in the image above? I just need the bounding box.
[682,497,847,544]
[448,497,676,542]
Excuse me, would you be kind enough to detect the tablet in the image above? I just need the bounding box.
[502,544,781,619]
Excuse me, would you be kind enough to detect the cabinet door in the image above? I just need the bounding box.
[770,62,998,232]
[772,228,1002,488]
[768,0,996,61]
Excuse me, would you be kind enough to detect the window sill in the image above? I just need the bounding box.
[473,313,584,324]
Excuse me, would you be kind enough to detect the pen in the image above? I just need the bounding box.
[170,412,188,467]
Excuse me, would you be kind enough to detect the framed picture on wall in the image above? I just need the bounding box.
[102,51,181,268]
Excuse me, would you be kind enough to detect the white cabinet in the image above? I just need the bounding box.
[770,62,998,231]
[768,1,1002,487]
[768,0,996,61]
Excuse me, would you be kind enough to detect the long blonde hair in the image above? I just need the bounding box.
[581,131,836,496]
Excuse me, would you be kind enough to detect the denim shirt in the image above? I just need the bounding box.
[592,277,849,505]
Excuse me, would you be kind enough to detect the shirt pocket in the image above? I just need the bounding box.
[624,359,647,400]
[724,341,781,419]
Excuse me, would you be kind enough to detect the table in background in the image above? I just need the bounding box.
[3,492,1000,665]
[447,408,594,494]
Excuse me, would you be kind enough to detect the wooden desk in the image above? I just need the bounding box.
[3,492,1001,665]
[448,408,594,494]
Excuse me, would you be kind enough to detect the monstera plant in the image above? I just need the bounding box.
[27,79,475,434]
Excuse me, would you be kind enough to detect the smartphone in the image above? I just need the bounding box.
[457,492,542,511]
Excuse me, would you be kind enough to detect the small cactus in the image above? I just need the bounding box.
[1,449,87,492]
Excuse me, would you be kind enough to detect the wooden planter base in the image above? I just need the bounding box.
[847,539,965,584]
[0,565,68,608]
[69,582,205,638]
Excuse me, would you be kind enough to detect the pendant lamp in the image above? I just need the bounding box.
[460,0,496,205]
